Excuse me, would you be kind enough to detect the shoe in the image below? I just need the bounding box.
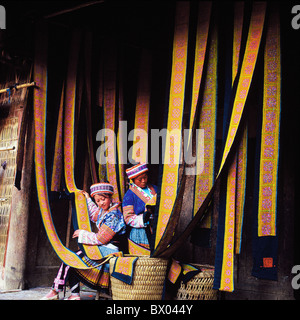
[65,294,80,300]
[40,289,59,300]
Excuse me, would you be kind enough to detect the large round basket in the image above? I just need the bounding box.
[109,256,168,300]
[176,264,218,300]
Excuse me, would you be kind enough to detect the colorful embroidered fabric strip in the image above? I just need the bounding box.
[63,30,103,261]
[219,159,237,292]
[154,1,189,248]
[251,5,280,281]
[75,251,122,289]
[193,20,217,228]
[50,83,64,192]
[258,9,280,237]
[217,2,247,291]
[167,259,182,284]
[84,32,98,184]
[235,126,247,254]
[111,256,139,284]
[117,76,126,200]
[103,44,121,203]
[33,24,90,269]
[232,2,244,85]
[181,263,201,284]
[131,50,152,164]
[232,4,247,254]
[214,2,266,292]
[217,2,266,178]
[187,1,211,148]
[128,239,151,256]
[155,2,266,261]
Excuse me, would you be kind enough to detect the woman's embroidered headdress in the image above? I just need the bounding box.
[125,162,148,180]
[90,182,114,197]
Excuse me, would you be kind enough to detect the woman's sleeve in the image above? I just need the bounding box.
[78,224,116,246]
[122,192,145,228]
[77,211,124,246]
[86,197,100,222]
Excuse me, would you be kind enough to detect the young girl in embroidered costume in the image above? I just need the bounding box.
[41,182,126,300]
[122,163,158,255]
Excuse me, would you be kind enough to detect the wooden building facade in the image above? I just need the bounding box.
[0,1,297,300]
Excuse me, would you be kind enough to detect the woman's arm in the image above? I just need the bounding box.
[122,205,145,228]
[82,191,100,222]
[73,225,116,246]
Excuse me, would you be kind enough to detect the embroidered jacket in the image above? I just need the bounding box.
[122,183,157,228]
[78,198,126,246]
[122,183,157,249]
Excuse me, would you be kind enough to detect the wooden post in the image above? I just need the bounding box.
[3,118,34,290]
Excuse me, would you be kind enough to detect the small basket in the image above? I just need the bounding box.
[109,256,168,300]
[176,264,218,300]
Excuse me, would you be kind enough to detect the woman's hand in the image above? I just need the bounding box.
[72,230,81,238]
[82,190,90,199]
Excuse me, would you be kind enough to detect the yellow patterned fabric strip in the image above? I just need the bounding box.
[217,2,266,292]
[258,8,280,237]
[63,30,103,261]
[193,20,217,230]
[117,79,126,200]
[220,159,237,292]
[34,24,91,269]
[154,1,190,248]
[217,2,266,178]
[131,50,152,164]
[128,239,151,256]
[103,44,121,203]
[188,1,211,144]
[50,84,64,192]
[235,126,248,254]
[154,2,267,261]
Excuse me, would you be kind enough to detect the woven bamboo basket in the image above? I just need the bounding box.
[176,264,218,300]
[109,256,168,300]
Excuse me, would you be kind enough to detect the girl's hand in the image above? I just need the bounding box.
[72,230,81,238]
[82,191,90,199]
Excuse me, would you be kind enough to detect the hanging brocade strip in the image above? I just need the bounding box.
[102,43,121,203]
[232,2,248,256]
[50,83,64,192]
[190,1,212,223]
[155,2,266,261]
[214,2,266,291]
[154,1,190,248]
[235,126,247,254]
[252,6,280,281]
[187,1,211,147]
[117,70,126,200]
[218,1,246,290]
[85,31,99,184]
[63,30,103,261]
[33,23,92,269]
[131,50,152,164]
[192,19,217,232]
[258,12,280,238]
[217,2,266,178]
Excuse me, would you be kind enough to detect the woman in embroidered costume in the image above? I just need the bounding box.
[122,163,158,255]
[41,182,126,300]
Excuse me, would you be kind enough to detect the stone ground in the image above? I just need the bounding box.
[0,286,112,300]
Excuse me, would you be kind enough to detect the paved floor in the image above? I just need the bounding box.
[0,286,111,300]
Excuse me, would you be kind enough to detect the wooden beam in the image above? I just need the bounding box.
[43,1,105,19]
[0,82,35,94]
